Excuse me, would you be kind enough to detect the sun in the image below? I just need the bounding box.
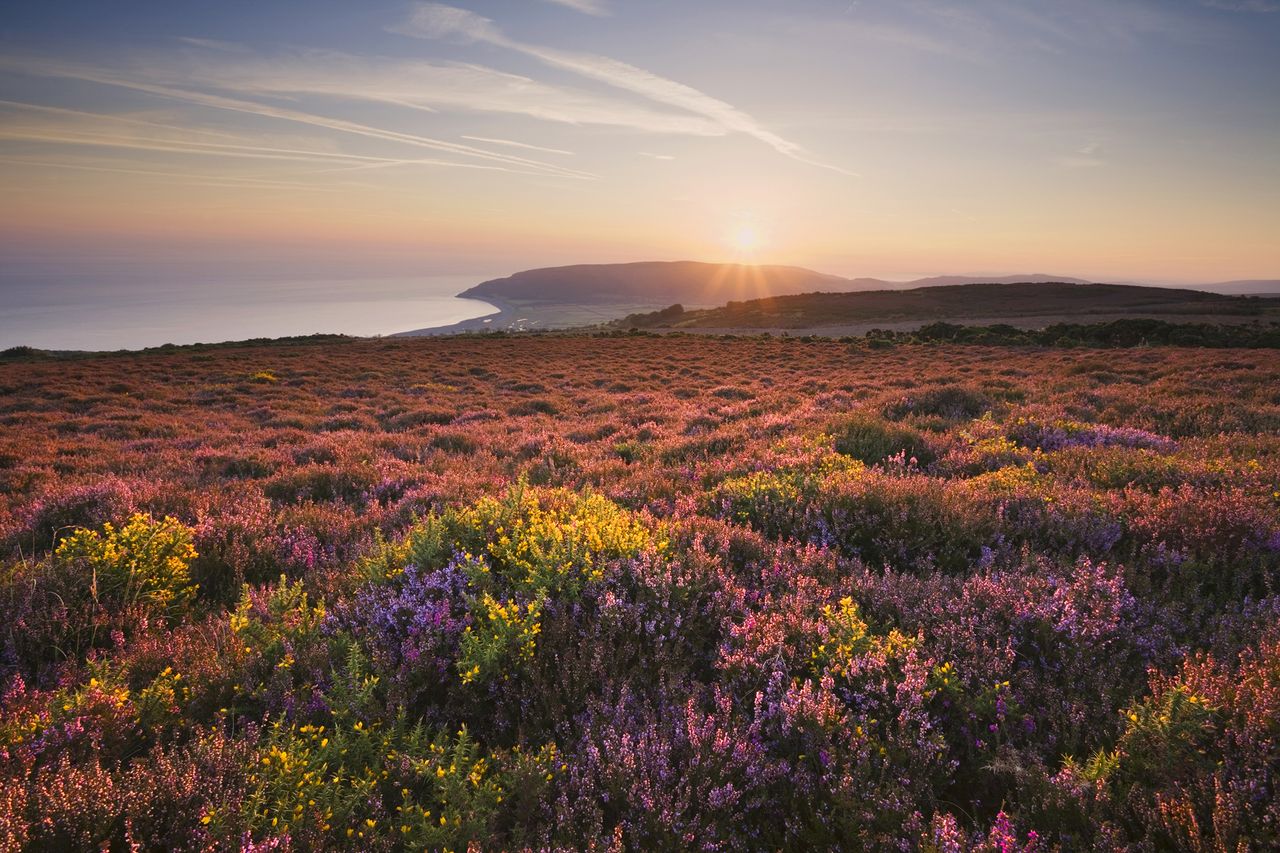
[728,224,761,257]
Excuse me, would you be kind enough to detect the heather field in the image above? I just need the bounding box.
[2,334,1279,851]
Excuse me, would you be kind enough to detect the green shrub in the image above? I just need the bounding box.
[1065,684,1217,796]
[613,441,645,464]
[883,386,992,422]
[833,415,936,467]
[430,432,479,455]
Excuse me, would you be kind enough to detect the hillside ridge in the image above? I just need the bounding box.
[457,261,1279,307]
[614,281,1275,330]
[455,261,1109,305]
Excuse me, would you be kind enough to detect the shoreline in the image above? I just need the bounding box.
[394,296,510,336]
[395,297,667,336]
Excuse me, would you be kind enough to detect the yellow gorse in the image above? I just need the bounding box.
[463,488,659,592]
[55,513,198,619]
[812,596,915,680]
[406,486,661,686]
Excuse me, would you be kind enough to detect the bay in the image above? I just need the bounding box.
[0,274,499,351]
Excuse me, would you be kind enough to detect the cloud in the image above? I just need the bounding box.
[849,21,989,62]
[542,0,609,15]
[393,3,852,174]
[894,0,1221,54]
[1056,140,1106,168]
[0,56,597,180]
[1201,0,1280,10]
[461,136,574,155]
[0,100,575,188]
[0,156,344,191]
[175,37,248,53]
[166,50,726,137]
[391,4,500,41]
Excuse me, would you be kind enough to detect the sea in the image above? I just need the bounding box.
[0,273,500,352]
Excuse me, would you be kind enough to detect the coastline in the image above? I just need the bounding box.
[394,296,509,336]
[395,297,663,336]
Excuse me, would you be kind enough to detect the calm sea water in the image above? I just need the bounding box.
[0,274,499,351]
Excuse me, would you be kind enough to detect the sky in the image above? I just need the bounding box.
[2,0,1279,284]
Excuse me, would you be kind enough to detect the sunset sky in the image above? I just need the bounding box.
[2,0,1279,284]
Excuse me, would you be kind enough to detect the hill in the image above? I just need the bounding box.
[905,273,1090,288]
[457,261,858,306]
[1204,279,1280,295]
[456,263,1111,307]
[616,282,1274,330]
[400,263,1280,336]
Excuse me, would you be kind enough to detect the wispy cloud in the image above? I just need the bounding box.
[175,37,248,53]
[0,100,577,191]
[461,136,574,155]
[393,3,852,174]
[0,156,343,191]
[0,100,374,166]
[849,21,988,62]
[541,0,609,16]
[0,120,537,183]
[889,0,1221,55]
[0,56,597,180]
[1201,0,1280,11]
[0,98,246,142]
[1056,140,1106,168]
[167,51,725,137]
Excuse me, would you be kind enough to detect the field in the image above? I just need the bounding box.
[2,334,1279,850]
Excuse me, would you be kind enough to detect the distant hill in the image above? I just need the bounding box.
[398,263,1279,336]
[1202,280,1280,295]
[458,261,860,306]
[615,282,1275,330]
[457,261,1280,306]
[456,262,1119,306]
[906,273,1091,288]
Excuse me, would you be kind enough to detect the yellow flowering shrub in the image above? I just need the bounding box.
[967,461,1048,494]
[237,717,559,850]
[240,717,384,843]
[386,485,662,687]
[1071,684,1217,788]
[395,727,560,851]
[229,576,326,649]
[457,594,541,685]
[811,596,915,680]
[226,576,337,713]
[55,513,198,619]
[398,485,660,594]
[715,454,865,529]
[459,486,660,595]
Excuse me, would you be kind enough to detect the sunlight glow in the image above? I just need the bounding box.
[729,224,761,256]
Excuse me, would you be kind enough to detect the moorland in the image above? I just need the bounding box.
[1,332,1278,850]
